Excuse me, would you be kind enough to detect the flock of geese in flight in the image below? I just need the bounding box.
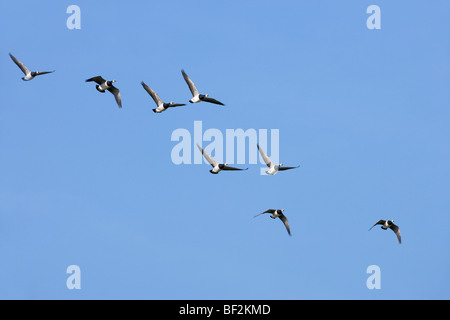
[8,52,402,243]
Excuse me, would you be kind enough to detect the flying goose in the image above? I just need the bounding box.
[141,81,185,113]
[254,209,291,236]
[9,53,54,81]
[86,76,122,108]
[257,144,299,175]
[197,144,247,174]
[369,219,401,244]
[181,70,225,105]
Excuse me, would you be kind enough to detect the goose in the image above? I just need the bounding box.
[369,219,401,244]
[141,81,185,113]
[9,53,54,81]
[86,76,122,108]
[181,70,224,105]
[257,144,299,175]
[197,144,247,174]
[254,209,291,236]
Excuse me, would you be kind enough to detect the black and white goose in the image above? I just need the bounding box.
[257,144,299,175]
[9,53,54,81]
[181,70,225,105]
[86,76,122,108]
[369,219,401,244]
[141,81,185,113]
[197,144,247,174]
[254,209,291,236]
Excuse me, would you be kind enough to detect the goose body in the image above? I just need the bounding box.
[97,81,114,92]
[141,81,185,113]
[257,144,299,175]
[369,219,401,244]
[182,70,225,106]
[197,144,247,174]
[254,209,291,236]
[9,53,54,81]
[86,76,122,108]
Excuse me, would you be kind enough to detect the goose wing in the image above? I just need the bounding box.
[369,220,386,231]
[196,144,217,167]
[278,213,291,236]
[107,85,122,108]
[141,82,163,107]
[167,103,186,108]
[257,144,273,168]
[9,53,30,75]
[181,70,199,97]
[389,224,401,244]
[202,97,225,106]
[222,165,248,171]
[278,165,300,171]
[34,71,54,76]
[86,76,106,84]
[254,209,276,218]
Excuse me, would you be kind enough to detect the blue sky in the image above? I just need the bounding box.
[0,1,449,299]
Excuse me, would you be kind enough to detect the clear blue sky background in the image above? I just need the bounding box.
[0,1,449,299]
